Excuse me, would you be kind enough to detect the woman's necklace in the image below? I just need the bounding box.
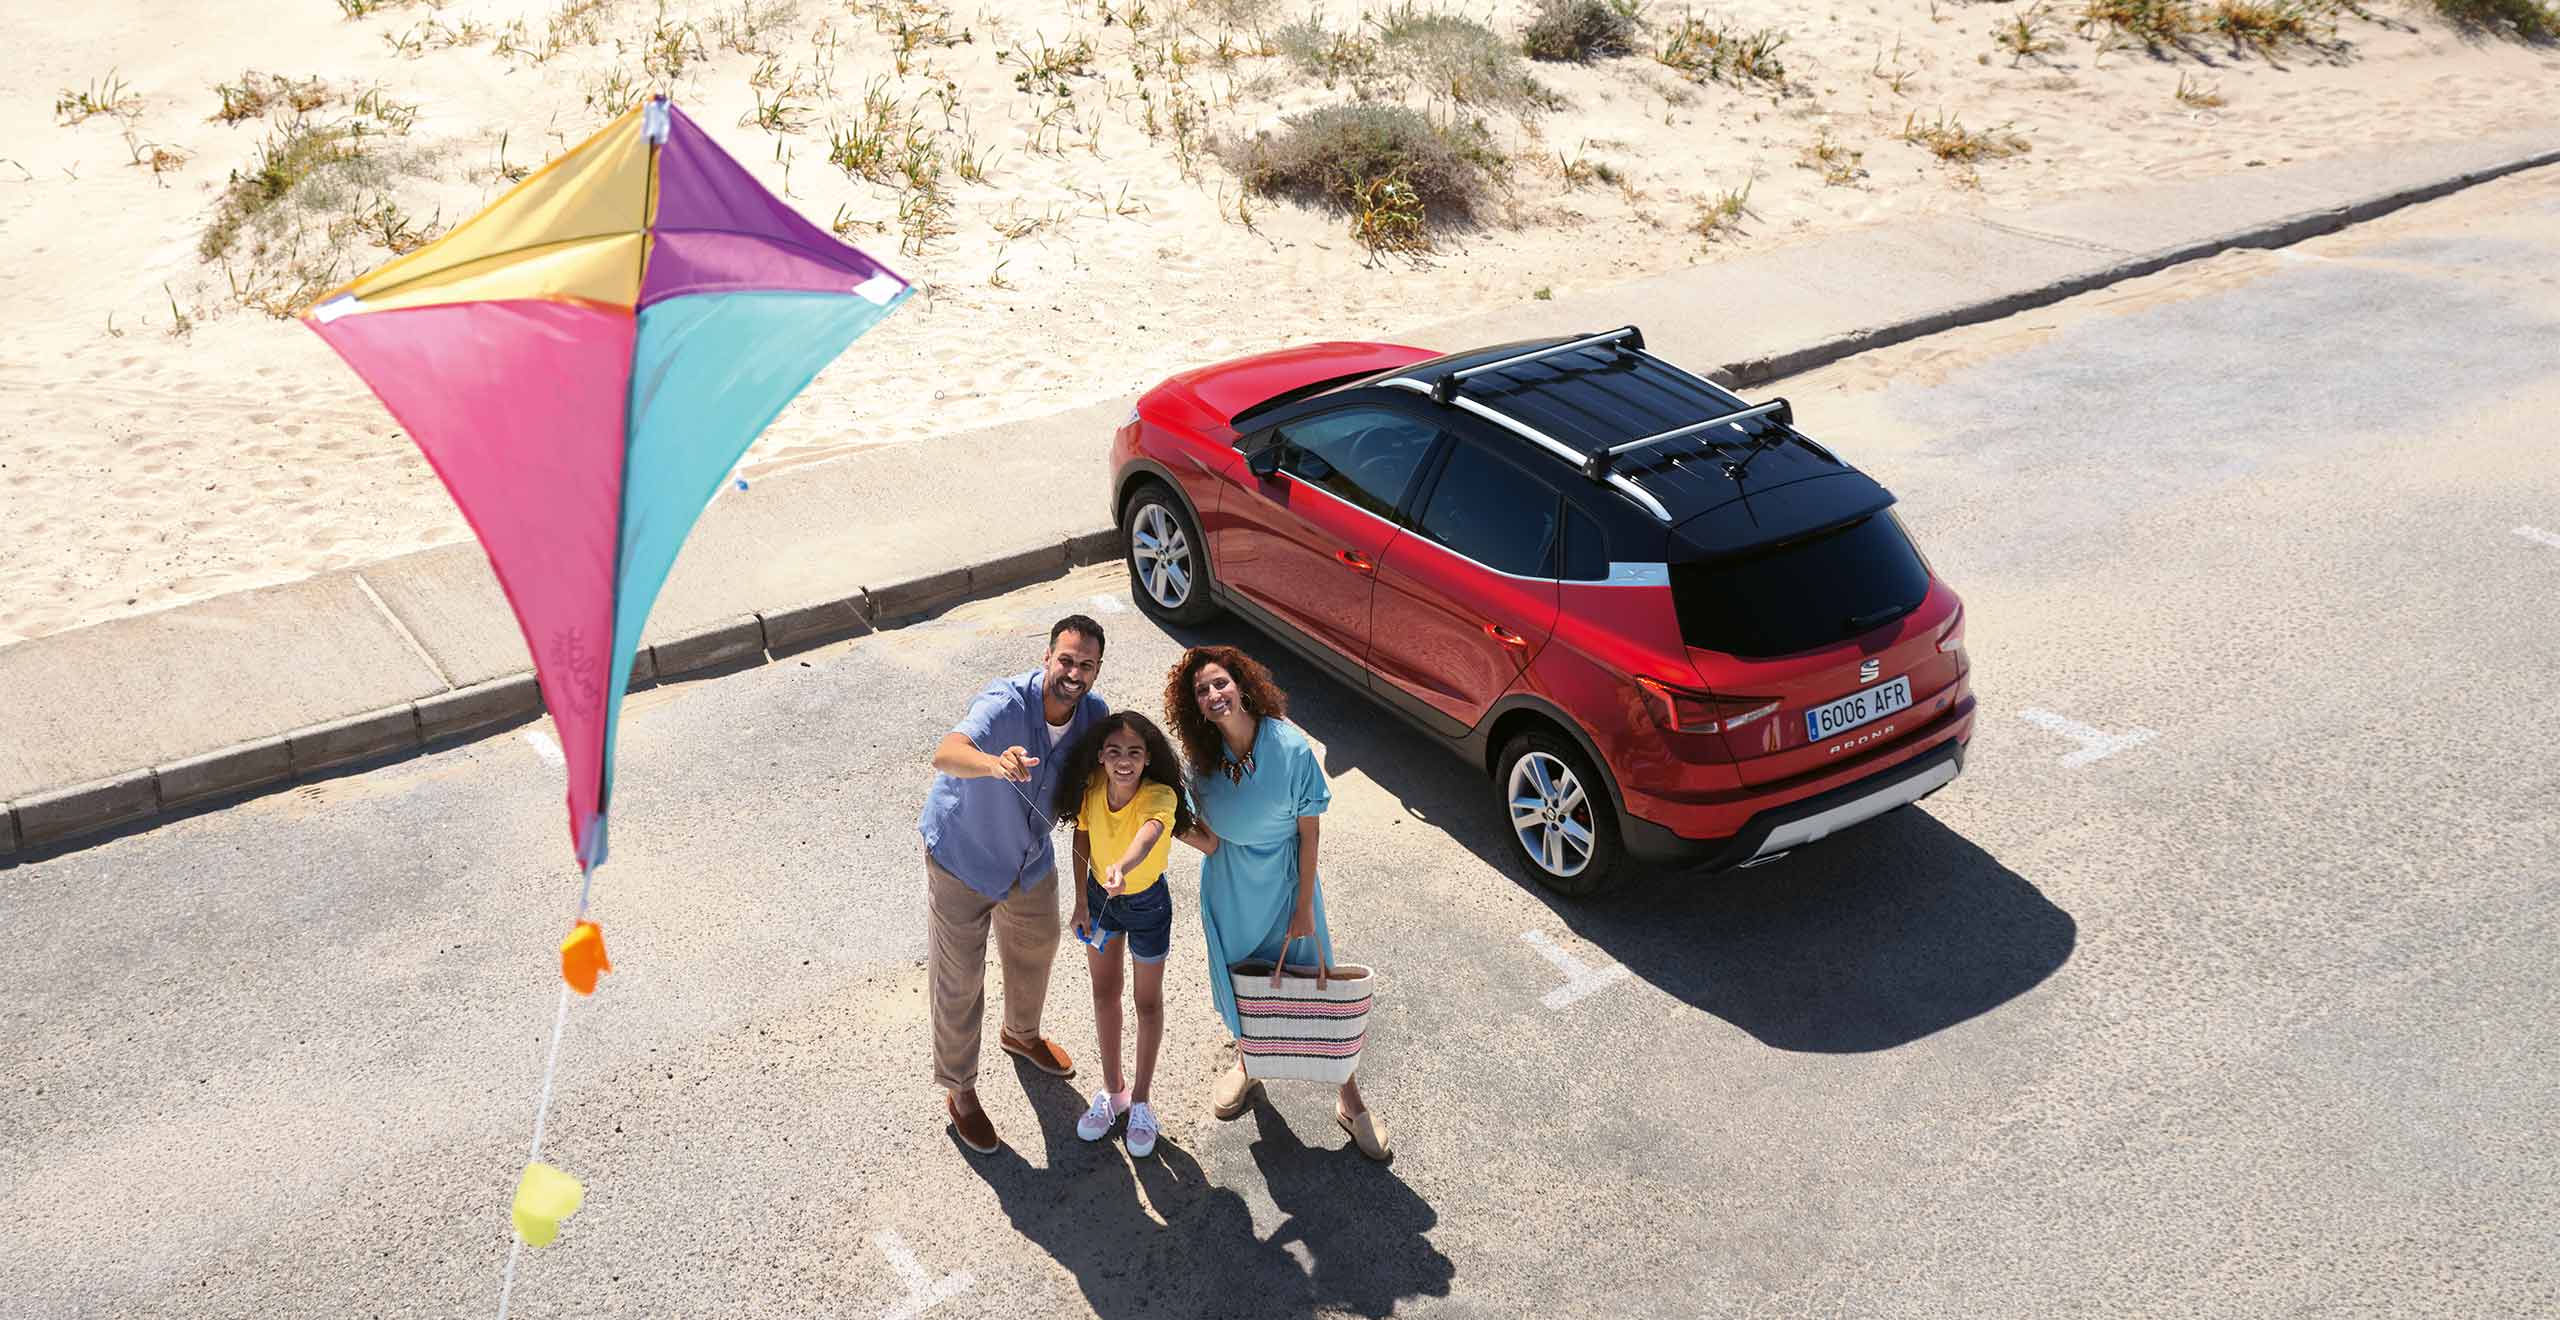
[1218,719,1258,783]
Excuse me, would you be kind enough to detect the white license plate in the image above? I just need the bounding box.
[1805,676,1912,741]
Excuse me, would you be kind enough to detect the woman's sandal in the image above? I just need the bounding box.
[1336,1105,1392,1161]
[1212,1062,1261,1120]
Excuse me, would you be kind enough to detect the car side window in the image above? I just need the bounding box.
[1275,408,1441,519]
[1414,444,1560,577]
[1559,504,1609,581]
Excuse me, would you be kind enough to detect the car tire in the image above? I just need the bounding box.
[1123,482,1219,626]
[1495,729,1627,898]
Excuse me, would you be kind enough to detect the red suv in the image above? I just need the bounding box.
[1108,326,1975,895]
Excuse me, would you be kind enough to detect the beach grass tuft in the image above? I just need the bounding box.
[213,72,331,125]
[2077,0,2203,48]
[1996,4,2066,61]
[1797,129,1866,185]
[1692,178,1753,242]
[57,71,144,126]
[1902,110,2031,164]
[1656,10,1789,88]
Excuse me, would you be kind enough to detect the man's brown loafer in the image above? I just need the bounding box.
[1000,1030,1075,1077]
[947,1093,1001,1155]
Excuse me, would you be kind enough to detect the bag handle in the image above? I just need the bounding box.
[1269,935,1330,992]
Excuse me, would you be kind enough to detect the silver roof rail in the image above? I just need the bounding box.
[1432,326,1643,404]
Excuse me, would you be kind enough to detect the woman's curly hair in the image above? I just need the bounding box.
[1162,645,1290,780]
[1050,710,1197,839]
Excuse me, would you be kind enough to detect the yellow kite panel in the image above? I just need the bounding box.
[327,105,653,310]
[340,233,648,313]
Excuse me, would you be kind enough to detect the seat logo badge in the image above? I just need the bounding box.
[1859,659,1881,683]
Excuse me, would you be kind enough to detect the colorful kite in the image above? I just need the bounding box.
[302,95,910,1295]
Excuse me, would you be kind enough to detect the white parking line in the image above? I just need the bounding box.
[2016,708,2159,769]
[1521,930,1632,1011]
[2515,525,2560,550]
[521,729,563,768]
[874,1232,974,1320]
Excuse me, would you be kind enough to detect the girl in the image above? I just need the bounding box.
[1163,645,1390,1161]
[1053,710,1196,1157]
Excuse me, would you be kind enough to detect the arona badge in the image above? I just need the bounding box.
[1859,659,1881,683]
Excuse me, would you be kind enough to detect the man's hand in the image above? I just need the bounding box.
[934,733,1040,782]
[991,746,1038,782]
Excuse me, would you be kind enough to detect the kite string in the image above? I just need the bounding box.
[496,883,585,1320]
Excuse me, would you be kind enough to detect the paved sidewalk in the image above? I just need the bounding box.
[4,124,2554,855]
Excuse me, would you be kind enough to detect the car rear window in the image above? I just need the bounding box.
[1671,514,1930,657]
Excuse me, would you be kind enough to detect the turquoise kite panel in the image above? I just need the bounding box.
[598,289,912,844]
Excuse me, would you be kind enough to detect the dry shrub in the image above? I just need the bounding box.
[1222,103,1499,248]
[2432,0,2558,38]
[1523,0,1644,61]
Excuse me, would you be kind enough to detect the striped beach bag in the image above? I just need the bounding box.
[1229,944,1375,1084]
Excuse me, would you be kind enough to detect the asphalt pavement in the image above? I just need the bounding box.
[4,167,2557,1318]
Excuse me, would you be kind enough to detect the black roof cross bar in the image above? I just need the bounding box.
[1432,325,1645,404]
[1584,397,1793,479]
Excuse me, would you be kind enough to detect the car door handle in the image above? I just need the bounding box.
[1336,550,1374,574]
[1484,623,1529,648]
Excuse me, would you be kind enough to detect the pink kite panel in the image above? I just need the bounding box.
[310,301,635,861]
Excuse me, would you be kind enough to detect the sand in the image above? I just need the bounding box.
[3,0,2555,644]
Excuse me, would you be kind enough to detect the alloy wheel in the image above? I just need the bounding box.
[1507,751,1595,880]
[1131,502,1193,611]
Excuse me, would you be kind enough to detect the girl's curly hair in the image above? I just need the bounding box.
[1162,645,1290,780]
[1050,710,1196,839]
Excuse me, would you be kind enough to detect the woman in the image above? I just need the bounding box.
[1163,645,1390,1161]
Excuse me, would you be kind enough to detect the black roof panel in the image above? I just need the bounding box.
[1284,328,1897,549]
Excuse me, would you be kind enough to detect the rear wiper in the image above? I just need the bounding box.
[1843,606,1903,635]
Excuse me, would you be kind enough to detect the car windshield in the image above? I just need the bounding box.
[1671,514,1930,658]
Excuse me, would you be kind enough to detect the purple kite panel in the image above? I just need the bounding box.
[644,104,905,307]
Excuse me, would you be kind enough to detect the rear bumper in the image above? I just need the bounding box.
[1620,734,1967,872]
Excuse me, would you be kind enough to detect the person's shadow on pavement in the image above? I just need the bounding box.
[958,1059,1454,1319]
[1236,1097,1456,1318]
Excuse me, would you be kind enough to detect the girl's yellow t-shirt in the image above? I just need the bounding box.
[1080,778,1177,896]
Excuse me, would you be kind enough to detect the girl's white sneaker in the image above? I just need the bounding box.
[1125,1101,1160,1158]
[1077,1088,1128,1142]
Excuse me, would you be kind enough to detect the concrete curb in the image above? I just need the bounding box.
[9,144,2555,861]
[1707,144,2560,390]
[0,525,1120,858]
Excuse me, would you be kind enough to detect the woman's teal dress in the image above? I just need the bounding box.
[1194,717,1333,1038]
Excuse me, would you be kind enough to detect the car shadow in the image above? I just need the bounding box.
[960,1059,1454,1318]
[1156,617,2076,1054]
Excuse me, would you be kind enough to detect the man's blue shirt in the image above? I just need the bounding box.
[919,669,1109,899]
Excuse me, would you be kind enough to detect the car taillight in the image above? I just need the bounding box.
[1636,676,1779,734]
[1937,607,1968,674]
